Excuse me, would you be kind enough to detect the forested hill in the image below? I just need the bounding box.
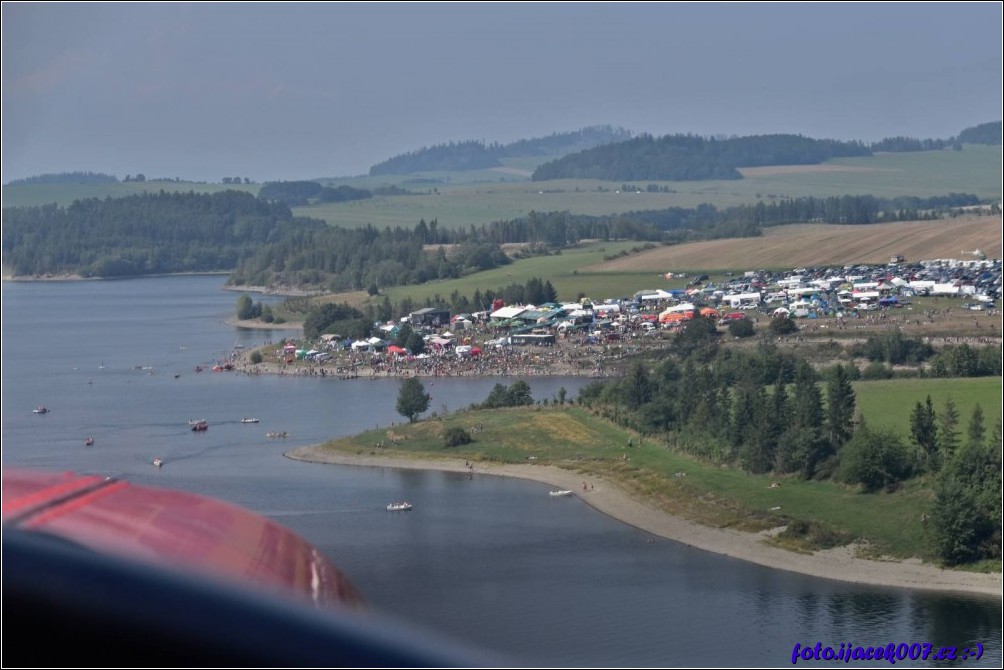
[957,121,1003,145]
[368,125,632,176]
[496,124,633,157]
[531,133,872,181]
[1,190,319,278]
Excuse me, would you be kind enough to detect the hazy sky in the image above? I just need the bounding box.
[2,2,1001,184]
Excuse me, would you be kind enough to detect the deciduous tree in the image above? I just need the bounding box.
[396,377,431,423]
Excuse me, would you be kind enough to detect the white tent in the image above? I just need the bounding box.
[666,302,696,313]
[490,306,528,320]
[640,290,673,301]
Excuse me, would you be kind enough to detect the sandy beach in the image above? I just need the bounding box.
[286,445,1002,598]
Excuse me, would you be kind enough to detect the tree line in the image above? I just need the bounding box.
[5,171,117,185]
[258,181,375,207]
[1,190,308,277]
[3,185,985,285]
[531,133,872,181]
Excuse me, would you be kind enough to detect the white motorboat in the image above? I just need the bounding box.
[549,490,574,497]
[386,502,413,512]
[241,417,260,424]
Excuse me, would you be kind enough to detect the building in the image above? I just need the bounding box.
[409,307,451,328]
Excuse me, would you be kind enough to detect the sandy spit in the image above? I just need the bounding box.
[286,446,1002,599]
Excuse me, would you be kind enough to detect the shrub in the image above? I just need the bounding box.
[861,362,893,380]
[444,426,472,448]
[249,350,263,364]
[769,316,798,335]
[728,318,755,338]
[839,425,913,492]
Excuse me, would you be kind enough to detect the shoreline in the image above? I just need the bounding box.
[224,317,303,331]
[286,445,1003,598]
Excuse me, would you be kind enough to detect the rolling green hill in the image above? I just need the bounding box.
[292,145,1002,230]
[4,145,999,229]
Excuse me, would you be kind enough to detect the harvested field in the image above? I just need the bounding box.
[738,164,893,177]
[591,216,1002,272]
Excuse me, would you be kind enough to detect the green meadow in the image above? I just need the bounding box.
[318,389,997,562]
[377,240,671,306]
[0,180,258,209]
[853,376,1002,434]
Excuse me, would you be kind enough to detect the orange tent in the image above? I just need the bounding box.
[659,312,690,324]
[699,307,719,317]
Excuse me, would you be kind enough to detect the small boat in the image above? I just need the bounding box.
[33,405,49,414]
[84,437,94,446]
[549,490,574,497]
[241,417,260,424]
[266,431,289,439]
[194,365,204,373]
[190,420,209,432]
[152,458,164,468]
[386,502,413,512]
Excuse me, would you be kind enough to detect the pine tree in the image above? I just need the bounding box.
[937,397,960,462]
[623,362,653,410]
[967,404,986,448]
[790,361,827,476]
[826,364,856,451]
[909,395,939,472]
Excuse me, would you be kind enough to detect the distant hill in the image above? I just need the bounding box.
[497,124,633,158]
[957,121,1002,145]
[4,171,118,186]
[530,122,1003,181]
[368,125,632,176]
[531,133,872,181]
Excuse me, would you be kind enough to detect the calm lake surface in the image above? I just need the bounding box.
[1,275,1000,667]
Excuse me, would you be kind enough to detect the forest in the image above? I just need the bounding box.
[0,190,310,277]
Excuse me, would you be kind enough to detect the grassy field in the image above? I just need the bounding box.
[317,399,984,561]
[0,180,258,208]
[854,376,1002,435]
[373,240,658,307]
[289,145,1002,229]
[6,145,998,229]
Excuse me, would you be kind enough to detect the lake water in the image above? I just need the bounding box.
[1,275,1000,667]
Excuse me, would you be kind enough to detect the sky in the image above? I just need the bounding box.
[2,2,1001,184]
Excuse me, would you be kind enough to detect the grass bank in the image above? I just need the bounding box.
[313,403,976,565]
